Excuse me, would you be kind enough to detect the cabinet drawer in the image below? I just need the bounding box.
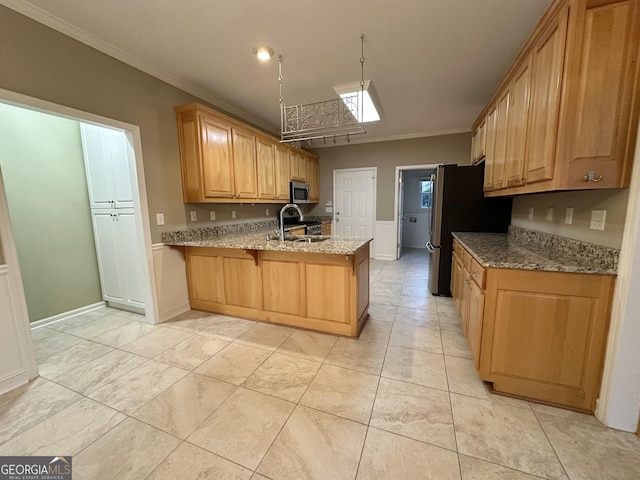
[469,258,486,289]
[462,249,472,272]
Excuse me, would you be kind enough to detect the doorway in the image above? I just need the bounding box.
[0,90,158,330]
[333,168,376,254]
[394,164,439,260]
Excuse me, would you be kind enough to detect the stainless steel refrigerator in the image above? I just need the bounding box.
[426,164,512,296]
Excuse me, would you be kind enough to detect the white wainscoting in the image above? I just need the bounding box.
[152,244,190,322]
[374,221,397,260]
[0,265,29,395]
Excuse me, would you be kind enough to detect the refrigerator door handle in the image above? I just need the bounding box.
[426,242,440,253]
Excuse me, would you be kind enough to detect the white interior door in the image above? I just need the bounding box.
[397,171,404,259]
[334,169,375,240]
[92,210,124,303]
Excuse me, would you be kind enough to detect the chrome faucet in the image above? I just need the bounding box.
[279,203,304,241]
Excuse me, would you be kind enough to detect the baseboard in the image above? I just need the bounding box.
[159,302,191,323]
[375,254,396,261]
[30,301,106,329]
[0,369,28,397]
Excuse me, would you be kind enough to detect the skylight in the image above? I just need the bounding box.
[333,80,383,123]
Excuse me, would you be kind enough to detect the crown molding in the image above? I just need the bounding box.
[1,0,275,133]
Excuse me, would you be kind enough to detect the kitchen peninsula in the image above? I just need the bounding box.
[163,220,371,337]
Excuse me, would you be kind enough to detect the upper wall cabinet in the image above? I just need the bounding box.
[472,0,640,196]
[174,103,320,203]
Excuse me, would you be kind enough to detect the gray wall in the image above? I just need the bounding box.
[309,133,471,221]
[512,189,629,249]
[0,104,102,322]
[0,6,242,242]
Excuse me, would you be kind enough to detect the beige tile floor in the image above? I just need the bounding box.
[1,248,639,479]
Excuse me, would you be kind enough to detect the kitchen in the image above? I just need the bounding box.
[1,0,640,479]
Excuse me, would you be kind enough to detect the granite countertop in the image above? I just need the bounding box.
[164,228,371,255]
[452,230,618,275]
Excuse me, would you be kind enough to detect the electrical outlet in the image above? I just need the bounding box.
[210,211,216,221]
[265,208,270,216]
[528,207,534,220]
[565,207,573,225]
[231,210,237,219]
[156,213,165,226]
[546,207,554,222]
[190,211,197,222]
[590,209,607,231]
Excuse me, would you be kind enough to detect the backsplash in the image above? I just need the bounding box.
[162,219,277,243]
[509,226,619,271]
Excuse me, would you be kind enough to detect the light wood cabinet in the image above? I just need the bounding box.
[483,106,498,192]
[274,144,291,201]
[523,6,568,186]
[472,0,640,197]
[288,226,306,236]
[492,89,510,190]
[451,238,615,412]
[175,103,320,203]
[307,156,320,202]
[232,128,258,199]
[321,222,332,236]
[185,245,371,337]
[256,137,276,200]
[505,57,532,187]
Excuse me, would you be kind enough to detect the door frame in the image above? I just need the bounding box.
[393,164,440,260]
[332,167,377,256]
[0,88,160,328]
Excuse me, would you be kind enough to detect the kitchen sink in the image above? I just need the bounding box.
[283,236,329,243]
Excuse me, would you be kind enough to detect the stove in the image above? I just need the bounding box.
[305,222,322,235]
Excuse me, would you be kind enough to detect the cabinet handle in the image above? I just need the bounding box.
[584,171,603,182]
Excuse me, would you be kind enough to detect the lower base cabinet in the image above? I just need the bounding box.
[185,244,370,337]
[451,239,615,413]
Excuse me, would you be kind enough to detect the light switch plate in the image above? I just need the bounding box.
[528,207,534,220]
[590,210,606,231]
[190,211,197,222]
[156,213,165,226]
[565,207,573,225]
[210,211,216,221]
[325,206,333,213]
[231,210,237,219]
[265,208,270,216]
[546,207,554,222]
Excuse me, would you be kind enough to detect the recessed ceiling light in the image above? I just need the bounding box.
[254,46,274,61]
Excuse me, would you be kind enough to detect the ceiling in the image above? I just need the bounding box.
[4,0,552,147]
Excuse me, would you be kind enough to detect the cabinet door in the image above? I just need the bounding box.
[451,252,460,301]
[459,271,470,333]
[91,211,123,303]
[308,157,320,202]
[505,57,532,188]
[108,129,134,208]
[114,209,146,307]
[466,280,485,370]
[223,255,262,309]
[564,0,635,188]
[80,124,116,209]
[492,89,510,190]
[297,154,307,182]
[290,152,300,180]
[477,120,486,159]
[524,7,568,185]
[306,263,349,323]
[262,259,306,315]
[470,130,478,163]
[483,107,498,192]
[232,128,258,199]
[274,144,291,200]
[256,137,276,200]
[200,115,235,198]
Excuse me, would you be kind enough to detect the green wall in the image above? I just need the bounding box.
[0,104,102,322]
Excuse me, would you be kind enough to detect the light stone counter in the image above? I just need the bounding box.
[452,227,618,275]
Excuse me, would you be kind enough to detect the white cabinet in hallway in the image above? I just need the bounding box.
[80,123,133,209]
[81,123,145,312]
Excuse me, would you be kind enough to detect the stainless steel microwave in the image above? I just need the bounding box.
[289,181,310,204]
